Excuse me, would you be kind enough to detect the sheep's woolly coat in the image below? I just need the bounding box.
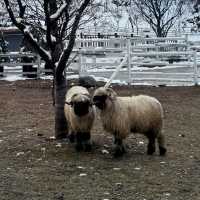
[94,88,163,139]
[64,86,95,133]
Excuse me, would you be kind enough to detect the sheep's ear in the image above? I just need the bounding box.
[84,93,91,98]
[65,101,73,106]
[71,94,78,102]
[106,88,117,99]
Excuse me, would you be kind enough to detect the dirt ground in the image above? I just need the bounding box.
[0,79,200,200]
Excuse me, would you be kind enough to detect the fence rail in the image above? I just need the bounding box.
[77,37,199,86]
[0,36,200,86]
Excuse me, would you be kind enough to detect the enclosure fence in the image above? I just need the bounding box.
[0,36,200,86]
[76,37,199,86]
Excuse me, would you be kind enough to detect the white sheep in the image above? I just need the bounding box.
[64,86,95,151]
[93,87,166,157]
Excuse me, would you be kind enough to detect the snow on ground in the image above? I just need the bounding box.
[188,34,200,43]
[1,42,200,86]
[1,75,27,82]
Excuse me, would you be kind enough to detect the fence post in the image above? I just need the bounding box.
[37,54,41,79]
[78,48,82,77]
[193,51,198,86]
[92,54,96,69]
[127,38,131,85]
[185,34,189,51]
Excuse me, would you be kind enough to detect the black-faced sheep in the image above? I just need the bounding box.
[64,86,95,151]
[92,87,166,157]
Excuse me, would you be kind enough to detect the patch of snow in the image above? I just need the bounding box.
[50,3,67,20]
[138,141,144,145]
[164,193,171,196]
[66,74,79,79]
[113,168,121,171]
[188,34,200,42]
[16,152,25,156]
[189,155,194,158]
[77,166,85,169]
[2,75,27,82]
[134,167,141,170]
[101,149,109,154]
[79,173,87,177]
[26,128,33,132]
[41,147,46,152]
[16,17,23,23]
[40,75,53,80]
[103,144,109,148]
[55,143,62,147]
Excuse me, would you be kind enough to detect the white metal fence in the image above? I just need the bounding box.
[76,37,200,86]
[0,36,200,86]
[0,52,41,78]
[74,35,189,51]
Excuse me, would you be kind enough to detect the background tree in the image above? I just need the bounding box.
[186,0,200,32]
[3,0,91,139]
[133,0,185,37]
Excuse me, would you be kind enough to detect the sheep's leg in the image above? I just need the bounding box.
[68,131,75,143]
[157,133,167,156]
[147,136,156,155]
[82,132,92,152]
[114,135,125,157]
[75,132,83,151]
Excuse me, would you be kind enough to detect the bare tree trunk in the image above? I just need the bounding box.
[54,76,68,139]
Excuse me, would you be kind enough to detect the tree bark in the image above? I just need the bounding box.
[54,76,68,139]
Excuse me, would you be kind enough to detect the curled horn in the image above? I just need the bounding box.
[106,88,117,100]
[65,101,73,106]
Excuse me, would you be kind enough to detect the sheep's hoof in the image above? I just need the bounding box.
[159,146,167,156]
[147,144,155,155]
[113,145,125,158]
[75,143,84,152]
[68,133,75,143]
[84,143,92,152]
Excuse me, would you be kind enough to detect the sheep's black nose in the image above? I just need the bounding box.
[93,96,105,110]
[74,101,90,116]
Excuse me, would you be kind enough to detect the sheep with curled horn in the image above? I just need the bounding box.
[92,87,167,157]
[64,86,95,152]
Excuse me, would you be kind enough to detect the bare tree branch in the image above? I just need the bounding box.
[133,0,185,36]
[4,0,51,62]
[56,0,91,80]
[17,0,26,18]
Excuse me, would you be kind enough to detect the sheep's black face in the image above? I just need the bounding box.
[73,101,90,116]
[93,95,107,110]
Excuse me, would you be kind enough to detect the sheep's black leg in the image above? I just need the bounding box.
[147,136,156,155]
[114,136,125,158]
[157,133,167,156]
[75,132,83,152]
[82,132,92,152]
[68,132,75,143]
[159,146,166,156]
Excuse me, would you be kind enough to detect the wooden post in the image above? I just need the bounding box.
[185,34,189,51]
[37,54,41,79]
[78,48,82,77]
[193,51,198,86]
[92,55,96,69]
[127,38,131,85]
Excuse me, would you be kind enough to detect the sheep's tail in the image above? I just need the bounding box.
[157,132,167,156]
